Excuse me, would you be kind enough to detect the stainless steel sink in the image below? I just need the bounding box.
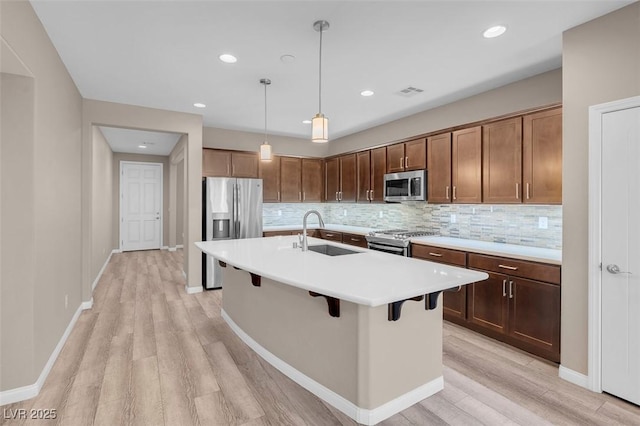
[307,244,361,256]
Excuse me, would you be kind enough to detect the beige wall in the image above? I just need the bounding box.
[111,153,170,249]
[329,69,562,156]
[204,126,327,158]
[561,2,640,375]
[92,127,114,281]
[0,0,83,392]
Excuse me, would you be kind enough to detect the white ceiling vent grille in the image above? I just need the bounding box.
[396,86,424,97]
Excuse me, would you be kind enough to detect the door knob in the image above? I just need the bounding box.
[606,264,631,275]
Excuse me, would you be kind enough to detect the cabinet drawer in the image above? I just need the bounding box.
[342,233,367,248]
[468,253,560,285]
[263,230,294,237]
[319,230,342,242]
[411,244,466,267]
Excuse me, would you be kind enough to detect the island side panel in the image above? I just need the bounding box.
[357,295,443,410]
[221,266,359,404]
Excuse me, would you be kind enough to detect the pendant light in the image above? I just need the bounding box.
[259,78,273,161]
[311,20,329,143]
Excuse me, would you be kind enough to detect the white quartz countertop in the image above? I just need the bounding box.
[410,236,562,265]
[196,236,488,307]
[264,224,375,236]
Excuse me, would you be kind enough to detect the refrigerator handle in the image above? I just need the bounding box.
[234,184,240,238]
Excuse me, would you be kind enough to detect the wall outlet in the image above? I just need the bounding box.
[379,211,383,218]
[538,216,548,229]
[64,294,68,309]
[450,214,457,224]
[343,209,348,216]
[277,210,282,216]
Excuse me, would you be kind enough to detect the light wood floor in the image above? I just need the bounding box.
[3,249,640,425]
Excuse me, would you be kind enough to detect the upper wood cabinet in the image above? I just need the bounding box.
[258,155,281,202]
[326,154,356,202]
[203,149,258,178]
[387,138,426,173]
[452,127,482,203]
[301,158,323,202]
[482,117,523,204]
[523,108,562,204]
[427,132,452,203]
[357,148,387,203]
[280,157,302,202]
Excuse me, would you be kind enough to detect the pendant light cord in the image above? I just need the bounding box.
[264,81,268,141]
[318,26,323,114]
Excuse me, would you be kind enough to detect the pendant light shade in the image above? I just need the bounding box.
[311,20,329,143]
[259,78,273,161]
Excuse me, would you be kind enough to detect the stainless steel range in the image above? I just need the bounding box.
[366,229,437,257]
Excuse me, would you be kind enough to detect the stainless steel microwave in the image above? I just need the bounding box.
[384,169,427,202]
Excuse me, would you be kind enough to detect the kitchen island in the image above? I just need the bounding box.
[196,236,487,425]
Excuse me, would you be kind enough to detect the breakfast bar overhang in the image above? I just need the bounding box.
[196,236,487,425]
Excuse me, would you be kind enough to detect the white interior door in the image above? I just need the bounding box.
[120,162,162,251]
[601,105,640,405]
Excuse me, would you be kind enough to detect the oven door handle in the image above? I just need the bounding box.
[367,242,406,253]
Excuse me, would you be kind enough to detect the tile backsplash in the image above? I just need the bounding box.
[263,202,562,250]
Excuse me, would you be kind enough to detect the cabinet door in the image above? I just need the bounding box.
[301,158,323,202]
[280,157,302,202]
[386,143,405,173]
[467,271,509,335]
[325,157,340,202]
[523,108,562,204]
[404,138,427,171]
[508,277,560,362]
[427,133,452,203]
[342,233,367,248]
[452,126,482,203]
[231,152,258,178]
[370,147,387,202]
[340,154,357,202]
[259,155,281,202]
[203,149,231,177]
[356,151,371,203]
[443,287,467,322]
[482,118,522,204]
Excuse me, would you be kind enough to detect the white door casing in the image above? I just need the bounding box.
[588,96,640,404]
[120,162,163,251]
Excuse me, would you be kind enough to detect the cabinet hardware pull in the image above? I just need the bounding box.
[350,238,358,242]
[232,164,235,175]
[502,279,507,297]
[326,233,334,237]
[526,183,530,200]
[405,156,409,168]
[446,186,449,200]
[227,164,230,175]
[453,186,457,200]
[498,264,518,270]
[339,191,342,201]
[428,252,443,257]
[509,280,514,299]
[366,189,370,201]
[335,191,338,201]
[400,157,404,169]
[516,183,519,199]
[303,192,306,201]
[369,189,374,201]
[299,192,302,201]
[277,191,280,201]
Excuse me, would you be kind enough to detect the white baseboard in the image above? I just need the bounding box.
[176,244,184,249]
[168,247,177,252]
[81,298,93,310]
[91,251,114,291]
[161,245,169,250]
[182,270,187,279]
[0,302,85,406]
[185,285,203,294]
[222,309,443,425]
[559,365,590,389]
[112,249,122,254]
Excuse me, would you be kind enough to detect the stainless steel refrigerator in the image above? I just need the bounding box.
[202,177,263,289]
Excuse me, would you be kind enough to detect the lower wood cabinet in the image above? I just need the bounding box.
[318,230,342,242]
[341,232,367,248]
[411,244,561,362]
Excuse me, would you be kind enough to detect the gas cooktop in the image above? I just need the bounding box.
[367,229,437,240]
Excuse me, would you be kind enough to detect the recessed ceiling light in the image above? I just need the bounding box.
[360,90,374,97]
[302,120,312,124]
[193,103,206,108]
[483,25,507,39]
[219,54,237,63]
[138,145,147,149]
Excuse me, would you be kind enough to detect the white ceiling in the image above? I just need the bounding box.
[32,0,634,144]
[99,127,182,156]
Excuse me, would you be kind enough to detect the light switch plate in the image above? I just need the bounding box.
[538,216,548,229]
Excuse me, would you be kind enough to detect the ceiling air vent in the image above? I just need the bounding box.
[396,86,424,97]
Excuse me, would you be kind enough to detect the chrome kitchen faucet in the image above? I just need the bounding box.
[300,210,325,251]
